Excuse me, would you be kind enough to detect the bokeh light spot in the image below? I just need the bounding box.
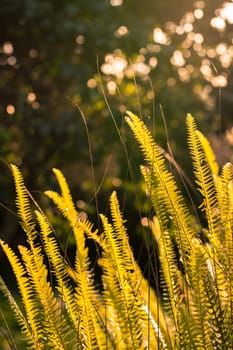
[115,26,128,38]
[220,2,233,24]
[153,28,170,45]
[29,49,38,58]
[210,17,226,31]
[110,0,123,6]
[7,56,17,66]
[211,75,227,87]
[76,35,85,45]
[27,92,36,103]
[194,9,204,19]
[170,50,185,67]
[87,79,97,88]
[6,105,15,115]
[3,42,13,55]
[107,81,117,95]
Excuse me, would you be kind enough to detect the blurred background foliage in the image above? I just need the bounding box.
[0,1,233,346]
[0,0,233,272]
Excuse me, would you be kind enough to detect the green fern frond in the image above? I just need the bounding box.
[99,204,145,349]
[157,230,183,325]
[99,192,173,349]
[186,114,219,238]
[215,163,233,252]
[125,111,195,270]
[186,238,216,348]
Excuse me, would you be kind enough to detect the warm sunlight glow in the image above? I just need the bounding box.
[100,0,232,94]
[220,2,233,24]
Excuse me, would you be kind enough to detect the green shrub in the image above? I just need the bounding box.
[0,112,233,349]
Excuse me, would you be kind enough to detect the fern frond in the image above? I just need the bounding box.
[0,274,31,345]
[98,192,172,349]
[186,239,215,348]
[45,168,85,251]
[44,181,108,349]
[125,111,195,270]
[157,230,183,323]
[35,210,80,341]
[10,164,36,238]
[0,240,44,349]
[99,210,144,349]
[215,163,233,255]
[186,114,219,240]
[99,197,173,349]
[18,244,72,349]
[45,168,77,226]
[196,130,219,176]
[109,191,138,289]
[72,251,109,350]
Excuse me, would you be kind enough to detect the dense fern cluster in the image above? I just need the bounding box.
[0,113,233,349]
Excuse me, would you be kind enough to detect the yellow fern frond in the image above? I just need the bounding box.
[0,274,32,344]
[45,169,85,250]
[35,211,80,337]
[187,239,216,348]
[214,163,233,254]
[73,253,108,349]
[48,168,77,224]
[10,164,35,237]
[0,240,44,349]
[196,130,219,176]
[18,244,72,349]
